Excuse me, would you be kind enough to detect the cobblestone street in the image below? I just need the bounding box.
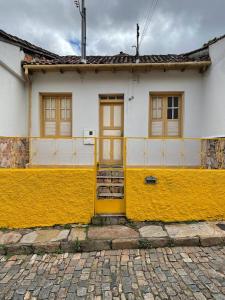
[0,246,224,300]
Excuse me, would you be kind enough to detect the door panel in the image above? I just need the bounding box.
[113,105,122,127]
[113,139,122,161]
[103,130,121,136]
[102,139,110,160]
[103,105,111,126]
[100,100,124,165]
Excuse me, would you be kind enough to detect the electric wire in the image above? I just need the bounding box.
[140,0,159,47]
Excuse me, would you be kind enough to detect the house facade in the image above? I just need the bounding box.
[1,29,225,221]
[1,29,225,169]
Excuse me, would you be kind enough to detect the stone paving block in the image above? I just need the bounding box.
[6,244,33,255]
[88,225,139,240]
[0,245,6,255]
[60,242,74,253]
[140,237,170,248]
[53,230,69,242]
[80,240,111,252]
[165,222,225,240]
[68,227,86,241]
[139,225,168,238]
[0,232,22,244]
[171,236,200,246]
[33,242,61,254]
[112,239,139,250]
[0,246,224,299]
[20,229,69,244]
[20,231,38,244]
[200,236,225,247]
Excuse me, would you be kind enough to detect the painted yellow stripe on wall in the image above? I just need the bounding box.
[0,169,94,228]
[126,169,225,222]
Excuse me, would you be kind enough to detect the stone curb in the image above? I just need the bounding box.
[1,236,225,255]
[1,222,225,255]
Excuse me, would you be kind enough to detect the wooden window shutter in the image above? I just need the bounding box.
[150,93,182,138]
[41,95,72,137]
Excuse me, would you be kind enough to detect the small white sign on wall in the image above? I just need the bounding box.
[83,129,96,145]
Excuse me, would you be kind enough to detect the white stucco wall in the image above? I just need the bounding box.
[30,70,203,165]
[31,70,203,137]
[203,37,225,138]
[0,41,27,136]
[0,40,24,76]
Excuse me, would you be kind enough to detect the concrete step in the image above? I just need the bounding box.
[91,215,127,225]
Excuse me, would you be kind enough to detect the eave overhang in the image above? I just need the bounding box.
[23,61,211,75]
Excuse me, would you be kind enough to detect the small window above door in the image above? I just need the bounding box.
[99,94,124,102]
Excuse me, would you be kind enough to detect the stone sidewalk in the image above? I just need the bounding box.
[0,222,225,255]
[0,246,225,299]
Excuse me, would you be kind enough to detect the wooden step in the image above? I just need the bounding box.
[97,183,124,187]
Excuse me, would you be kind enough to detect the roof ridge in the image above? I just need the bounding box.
[183,33,225,56]
[0,29,59,59]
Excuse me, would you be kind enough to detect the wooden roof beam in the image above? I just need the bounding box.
[23,61,211,73]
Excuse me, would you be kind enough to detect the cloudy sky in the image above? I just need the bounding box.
[1,0,225,56]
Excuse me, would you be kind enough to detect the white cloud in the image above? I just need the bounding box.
[0,0,225,55]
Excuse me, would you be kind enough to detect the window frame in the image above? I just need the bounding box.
[40,93,72,138]
[149,92,183,138]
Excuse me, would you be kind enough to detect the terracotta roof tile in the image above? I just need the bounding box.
[0,29,212,66]
[23,52,210,66]
[0,29,58,59]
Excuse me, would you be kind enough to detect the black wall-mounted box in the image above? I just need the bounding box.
[145,176,157,184]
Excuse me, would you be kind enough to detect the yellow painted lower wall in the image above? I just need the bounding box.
[126,169,225,222]
[0,169,94,228]
[1,168,225,228]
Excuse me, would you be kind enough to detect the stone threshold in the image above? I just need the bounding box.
[0,221,225,255]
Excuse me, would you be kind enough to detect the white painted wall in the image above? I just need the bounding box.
[0,41,27,136]
[0,40,24,76]
[31,70,203,165]
[31,70,203,137]
[203,37,225,138]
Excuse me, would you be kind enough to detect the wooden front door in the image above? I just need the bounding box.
[99,98,124,165]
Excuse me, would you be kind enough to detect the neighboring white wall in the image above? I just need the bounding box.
[31,70,203,165]
[0,40,24,76]
[203,37,225,138]
[0,41,27,136]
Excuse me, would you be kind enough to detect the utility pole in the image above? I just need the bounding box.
[136,23,140,63]
[74,0,87,63]
[81,0,86,63]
